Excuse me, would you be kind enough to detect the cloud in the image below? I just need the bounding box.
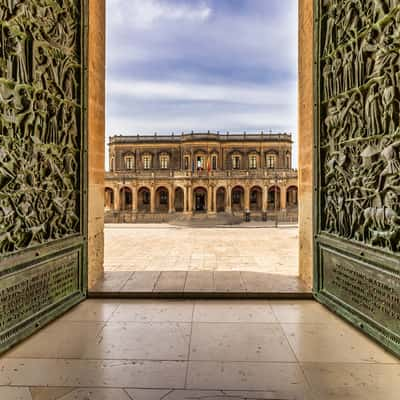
[108,0,212,29]
[106,0,299,166]
[107,79,296,106]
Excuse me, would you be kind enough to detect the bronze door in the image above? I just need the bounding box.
[314,1,400,355]
[0,1,88,353]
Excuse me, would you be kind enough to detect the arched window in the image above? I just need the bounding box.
[266,153,277,169]
[110,157,115,172]
[124,155,134,170]
[232,155,241,169]
[249,154,257,169]
[160,154,169,169]
[142,155,152,169]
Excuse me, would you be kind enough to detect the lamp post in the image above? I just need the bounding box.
[274,172,278,228]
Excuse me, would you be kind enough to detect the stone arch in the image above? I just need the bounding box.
[138,186,151,212]
[155,186,169,212]
[268,186,281,210]
[174,187,184,212]
[250,185,263,211]
[119,186,132,211]
[193,186,208,212]
[231,185,244,211]
[286,185,298,208]
[104,187,114,210]
[216,186,226,212]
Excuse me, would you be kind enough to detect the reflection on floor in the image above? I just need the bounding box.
[1,299,399,399]
[94,224,304,296]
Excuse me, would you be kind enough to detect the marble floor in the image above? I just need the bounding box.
[1,299,399,399]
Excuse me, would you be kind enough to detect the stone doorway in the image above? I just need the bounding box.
[194,188,207,212]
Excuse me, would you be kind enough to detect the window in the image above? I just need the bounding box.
[110,157,115,171]
[143,191,150,204]
[160,190,168,204]
[232,190,241,204]
[286,153,291,169]
[124,155,134,170]
[160,154,169,169]
[184,156,190,170]
[266,153,277,169]
[143,155,151,169]
[197,156,205,170]
[249,154,257,169]
[212,155,217,170]
[232,155,241,169]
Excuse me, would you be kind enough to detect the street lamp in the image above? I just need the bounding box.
[274,172,278,228]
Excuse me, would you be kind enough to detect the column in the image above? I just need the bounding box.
[244,186,250,211]
[188,186,193,213]
[150,186,155,213]
[280,186,287,210]
[207,186,213,213]
[262,186,268,212]
[212,186,217,213]
[132,187,138,212]
[169,186,175,213]
[226,185,232,213]
[184,186,188,212]
[114,187,120,211]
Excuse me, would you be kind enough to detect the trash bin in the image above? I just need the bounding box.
[262,211,267,222]
[245,209,251,222]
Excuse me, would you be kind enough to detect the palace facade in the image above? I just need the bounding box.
[104,132,298,222]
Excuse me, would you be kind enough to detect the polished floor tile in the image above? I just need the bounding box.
[186,361,308,393]
[0,359,187,388]
[59,300,120,322]
[193,300,277,323]
[110,300,194,322]
[0,299,398,398]
[190,323,296,362]
[5,321,105,359]
[84,322,191,360]
[303,363,400,400]
[270,300,343,324]
[282,323,399,363]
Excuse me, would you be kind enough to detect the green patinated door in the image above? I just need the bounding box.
[314,0,400,355]
[0,1,87,353]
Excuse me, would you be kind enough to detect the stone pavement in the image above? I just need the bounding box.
[93,224,305,297]
[104,224,298,275]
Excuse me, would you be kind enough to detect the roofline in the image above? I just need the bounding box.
[108,132,293,145]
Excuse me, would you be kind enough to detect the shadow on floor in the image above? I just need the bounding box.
[89,270,312,299]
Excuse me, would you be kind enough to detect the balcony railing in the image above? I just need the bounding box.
[105,168,298,181]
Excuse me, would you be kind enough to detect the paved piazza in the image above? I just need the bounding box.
[105,224,298,276]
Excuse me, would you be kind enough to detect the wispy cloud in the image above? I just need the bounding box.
[106,0,298,164]
[108,0,212,29]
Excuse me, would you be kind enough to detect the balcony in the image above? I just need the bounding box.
[105,168,298,181]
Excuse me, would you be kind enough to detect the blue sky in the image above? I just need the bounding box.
[106,0,298,162]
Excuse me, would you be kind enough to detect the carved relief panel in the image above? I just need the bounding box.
[0,0,83,255]
[320,0,400,252]
[315,0,400,356]
[0,1,86,353]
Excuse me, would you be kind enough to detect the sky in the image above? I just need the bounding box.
[106,0,298,164]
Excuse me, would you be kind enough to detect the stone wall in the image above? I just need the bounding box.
[88,0,106,289]
[298,0,314,288]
